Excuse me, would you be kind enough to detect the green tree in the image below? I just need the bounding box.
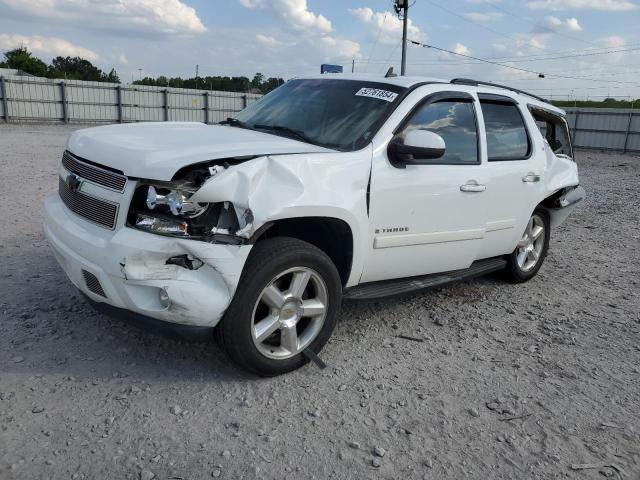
[2,47,48,77]
[105,68,120,83]
[49,56,103,81]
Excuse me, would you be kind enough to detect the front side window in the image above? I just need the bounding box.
[233,79,405,151]
[401,100,478,164]
[481,101,530,161]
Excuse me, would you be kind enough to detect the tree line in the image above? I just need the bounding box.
[0,47,120,83]
[132,73,284,94]
[0,47,284,93]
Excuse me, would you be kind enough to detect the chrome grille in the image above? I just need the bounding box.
[59,177,119,230]
[62,151,127,192]
[82,270,107,298]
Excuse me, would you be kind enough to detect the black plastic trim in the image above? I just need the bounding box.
[85,295,214,342]
[451,78,549,103]
[64,150,125,176]
[477,93,517,104]
[343,257,507,301]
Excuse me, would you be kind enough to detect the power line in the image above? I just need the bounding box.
[423,0,545,51]
[479,0,602,48]
[354,45,640,66]
[363,0,393,73]
[407,39,640,85]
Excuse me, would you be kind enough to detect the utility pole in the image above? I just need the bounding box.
[196,64,199,78]
[352,58,355,73]
[394,0,409,76]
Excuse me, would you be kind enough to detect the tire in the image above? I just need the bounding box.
[504,207,551,283]
[216,237,342,376]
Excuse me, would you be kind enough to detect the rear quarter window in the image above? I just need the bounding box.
[481,101,531,161]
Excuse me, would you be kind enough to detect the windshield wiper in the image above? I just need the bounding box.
[218,117,249,128]
[253,124,314,144]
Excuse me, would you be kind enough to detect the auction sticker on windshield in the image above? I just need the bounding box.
[355,88,398,102]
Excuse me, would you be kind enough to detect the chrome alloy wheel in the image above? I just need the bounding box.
[250,267,328,360]
[516,214,545,272]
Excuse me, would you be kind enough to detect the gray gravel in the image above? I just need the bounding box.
[1,124,639,479]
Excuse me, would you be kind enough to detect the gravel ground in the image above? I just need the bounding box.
[1,124,639,480]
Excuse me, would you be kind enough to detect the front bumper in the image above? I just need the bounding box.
[44,192,252,328]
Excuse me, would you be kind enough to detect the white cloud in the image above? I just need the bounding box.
[565,17,582,30]
[240,0,332,34]
[118,54,129,64]
[0,0,206,35]
[0,33,99,61]
[465,11,504,21]
[255,34,285,48]
[527,0,638,11]
[534,15,583,32]
[601,35,626,47]
[319,36,360,60]
[528,36,545,50]
[453,43,471,55]
[348,7,425,45]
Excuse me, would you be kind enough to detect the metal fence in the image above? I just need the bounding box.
[564,107,639,153]
[1,76,639,153]
[0,75,262,124]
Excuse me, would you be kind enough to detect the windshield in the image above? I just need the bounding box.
[232,79,406,151]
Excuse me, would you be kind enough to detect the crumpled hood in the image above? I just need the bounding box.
[65,122,333,180]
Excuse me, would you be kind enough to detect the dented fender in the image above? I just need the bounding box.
[188,148,373,286]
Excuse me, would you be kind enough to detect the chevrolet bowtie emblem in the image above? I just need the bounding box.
[65,173,82,193]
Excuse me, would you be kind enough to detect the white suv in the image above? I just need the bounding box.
[44,74,584,375]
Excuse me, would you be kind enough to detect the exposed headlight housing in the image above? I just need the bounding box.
[146,185,208,218]
[127,181,252,244]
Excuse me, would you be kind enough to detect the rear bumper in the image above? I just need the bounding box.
[547,185,586,229]
[44,192,252,328]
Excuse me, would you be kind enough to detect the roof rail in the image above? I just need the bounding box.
[450,78,549,104]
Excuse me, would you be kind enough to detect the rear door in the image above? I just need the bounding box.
[362,90,489,283]
[476,93,546,259]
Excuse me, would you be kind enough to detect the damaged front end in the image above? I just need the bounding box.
[128,161,256,246]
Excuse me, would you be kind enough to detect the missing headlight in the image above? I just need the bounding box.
[128,182,249,243]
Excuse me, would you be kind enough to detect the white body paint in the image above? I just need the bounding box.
[44,74,582,328]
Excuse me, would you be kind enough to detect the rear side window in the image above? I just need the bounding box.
[481,101,530,161]
[530,107,573,158]
[402,100,478,164]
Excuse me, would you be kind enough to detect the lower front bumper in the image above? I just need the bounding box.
[85,295,214,341]
[44,192,252,328]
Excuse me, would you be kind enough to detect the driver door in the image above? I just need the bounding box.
[362,91,488,283]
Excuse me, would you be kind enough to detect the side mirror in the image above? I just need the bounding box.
[388,130,446,165]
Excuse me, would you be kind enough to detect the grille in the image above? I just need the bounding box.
[59,177,119,230]
[62,151,127,192]
[82,270,107,298]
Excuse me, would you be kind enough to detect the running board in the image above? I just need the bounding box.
[343,257,507,301]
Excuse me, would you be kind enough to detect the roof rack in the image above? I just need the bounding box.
[450,78,549,104]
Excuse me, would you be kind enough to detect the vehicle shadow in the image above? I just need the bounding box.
[2,243,504,382]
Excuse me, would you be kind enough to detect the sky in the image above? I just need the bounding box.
[0,0,639,99]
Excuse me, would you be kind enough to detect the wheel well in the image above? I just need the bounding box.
[253,217,353,286]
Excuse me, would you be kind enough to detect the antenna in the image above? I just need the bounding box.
[385,67,397,78]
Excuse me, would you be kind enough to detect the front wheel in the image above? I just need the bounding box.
[504,208,550,283]
[216,237,342,376]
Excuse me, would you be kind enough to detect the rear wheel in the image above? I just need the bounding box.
[216,237,342,376]
[504,208,550,283]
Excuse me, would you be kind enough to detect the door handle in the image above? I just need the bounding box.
[522,173,541,183]
[460,183,486,193]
